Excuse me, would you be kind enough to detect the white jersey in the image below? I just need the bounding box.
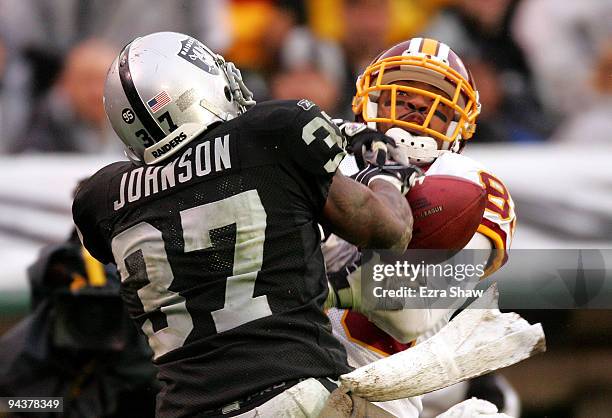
[325,153,516,418]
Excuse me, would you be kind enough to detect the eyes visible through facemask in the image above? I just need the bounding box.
[379,88,453,123]
[352,37,481,148]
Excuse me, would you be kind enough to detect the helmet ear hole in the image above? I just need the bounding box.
[224,86,232,102]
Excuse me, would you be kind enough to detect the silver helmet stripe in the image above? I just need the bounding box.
[118,43,165,142]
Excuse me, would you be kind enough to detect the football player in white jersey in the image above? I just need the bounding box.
[324,38,517,417]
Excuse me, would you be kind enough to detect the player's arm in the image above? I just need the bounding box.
[72,175,114,265]
[326,229,494,343]
[464,231,494,268]
[280,99,415,252]
[322,171,413,252]
[365,232,494,342]
[321,123,422,252]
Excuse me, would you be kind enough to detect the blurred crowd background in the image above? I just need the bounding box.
[0,0,611,154]
[0,1,611,417]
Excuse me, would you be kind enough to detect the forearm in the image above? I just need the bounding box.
[367,233,494,340]
[367,307,453,343]
[323,174,412,252]
[367,179,413,250]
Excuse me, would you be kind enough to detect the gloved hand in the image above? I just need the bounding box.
[353,162,424,195]
[333,120,396,169]
[437,398,514,418]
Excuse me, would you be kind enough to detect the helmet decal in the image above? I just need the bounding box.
[176,88,198,112]
[146,91,172,113]
[121,108,135,124]
[177,37,220,75]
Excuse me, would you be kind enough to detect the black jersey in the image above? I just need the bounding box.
[73,100,349,416]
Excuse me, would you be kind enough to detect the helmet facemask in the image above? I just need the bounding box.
[353,43,481,164]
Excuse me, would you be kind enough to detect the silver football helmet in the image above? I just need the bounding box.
[104,31,255,164]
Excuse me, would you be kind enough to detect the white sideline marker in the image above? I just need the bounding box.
[339,285,546,401]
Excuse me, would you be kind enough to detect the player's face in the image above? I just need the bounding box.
[377,80,454,149]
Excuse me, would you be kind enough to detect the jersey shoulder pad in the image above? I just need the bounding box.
[426,152,485,185]
[239,99,318,132]
[251,100,345,173]
[74,161,133,209]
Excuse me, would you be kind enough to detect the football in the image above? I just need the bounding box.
[406,175,487,250]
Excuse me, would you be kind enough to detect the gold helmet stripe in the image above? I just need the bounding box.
[421,38,439,56]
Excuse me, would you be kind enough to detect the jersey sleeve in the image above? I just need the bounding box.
[242,99,347,211]
[279,100,347,209]
[285,99,347,175]
[72,170,116,265]
[476,170,516,275]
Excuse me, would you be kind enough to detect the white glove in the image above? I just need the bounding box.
[436,398,514,418]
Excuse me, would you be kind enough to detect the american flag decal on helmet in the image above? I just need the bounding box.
[147,91,171,113]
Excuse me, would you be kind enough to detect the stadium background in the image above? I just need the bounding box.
[0,1,611,417]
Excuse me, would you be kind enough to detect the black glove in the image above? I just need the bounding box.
[353,162,424,195]
[334,120,396,169]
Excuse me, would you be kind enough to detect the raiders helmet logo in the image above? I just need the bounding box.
[178,37,219,75]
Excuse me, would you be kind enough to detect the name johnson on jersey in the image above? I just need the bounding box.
[114,134,232,210]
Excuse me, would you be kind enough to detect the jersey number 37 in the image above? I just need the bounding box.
[111,190,271,360]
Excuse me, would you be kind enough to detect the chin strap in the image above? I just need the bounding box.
[386,127,443,166]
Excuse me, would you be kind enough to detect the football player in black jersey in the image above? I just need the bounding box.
[72,31,419,418]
